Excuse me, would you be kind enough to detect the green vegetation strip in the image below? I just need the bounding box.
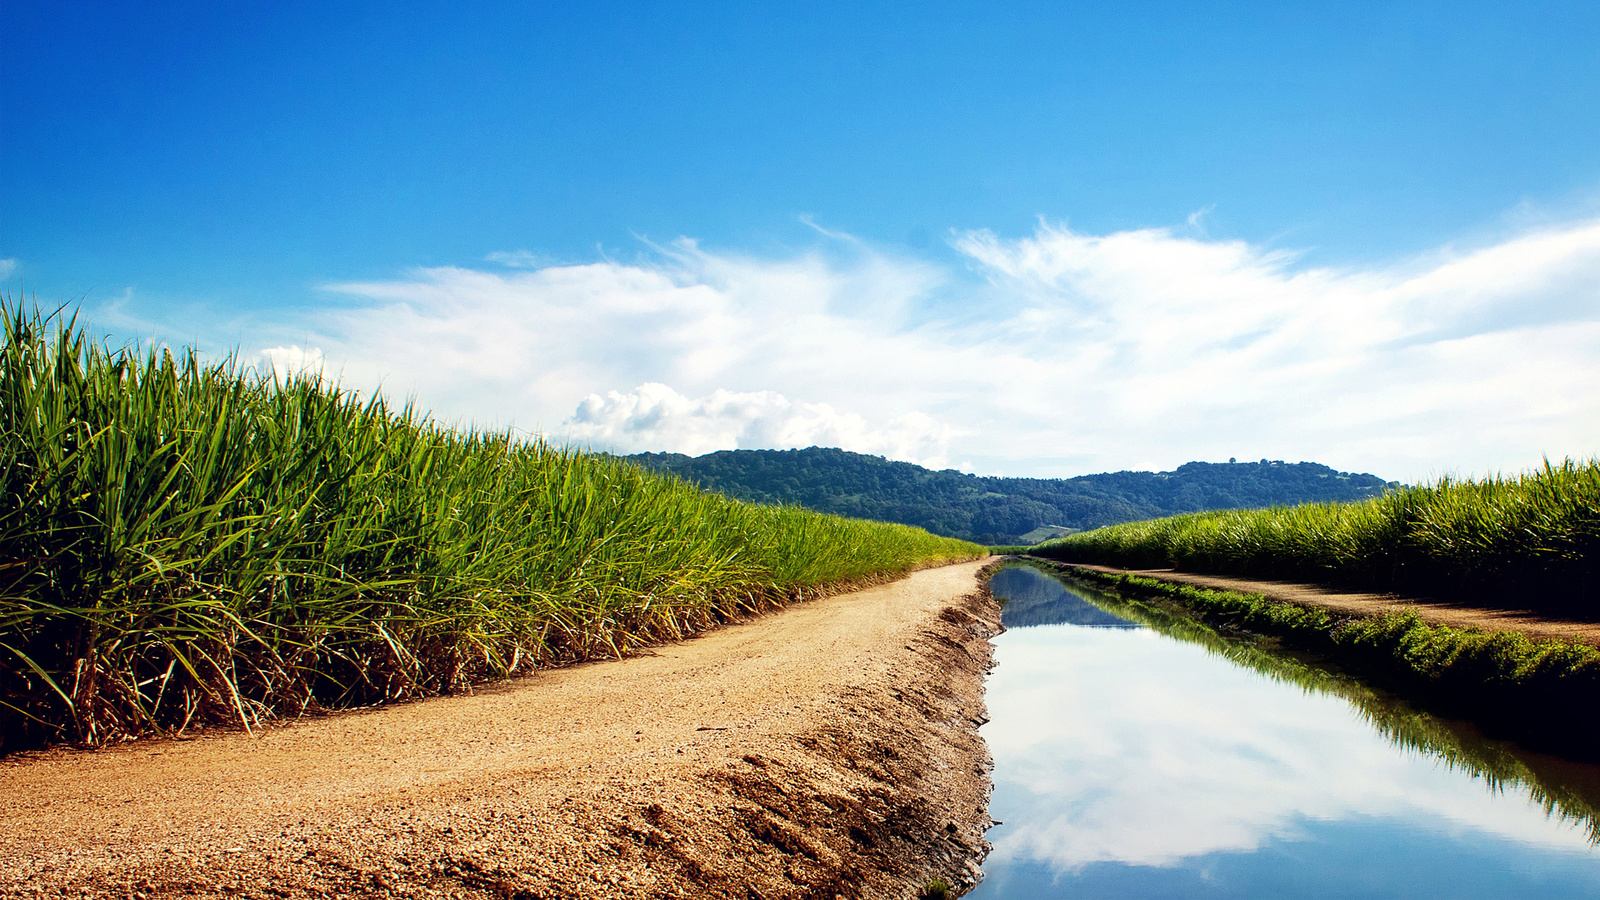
[0,305,982,751]
[1032,461,1600,615]
[1047,563,1600,755]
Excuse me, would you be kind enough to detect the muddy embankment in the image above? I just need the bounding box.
[0,560,1003,900]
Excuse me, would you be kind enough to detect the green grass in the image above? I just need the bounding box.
[1031,462,1600,614]
[0,303,982,751]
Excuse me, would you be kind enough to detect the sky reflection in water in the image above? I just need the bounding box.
[972,564,1600,899]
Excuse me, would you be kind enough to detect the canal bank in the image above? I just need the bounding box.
[1065,562,1600,647]
[974,562,1600,899]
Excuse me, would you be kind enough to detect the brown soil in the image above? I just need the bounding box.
[1066,564,1600,646]
[0,560,1002,900]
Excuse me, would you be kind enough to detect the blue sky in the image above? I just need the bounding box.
[5,1,1600,480]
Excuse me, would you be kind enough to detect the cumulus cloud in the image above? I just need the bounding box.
[257,345,327,378]
[564,382,957,467]
[169,214,1600,481]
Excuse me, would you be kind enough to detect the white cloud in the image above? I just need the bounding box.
[564,382,957,467]
[258,345,326,379]
[946,219,1600,479]
[484,249,555,268]
[798,214,862,244]
[106,213,1600,481]
[0,259,16,279]
[1185,204,1216,230]
[257,237,958,449]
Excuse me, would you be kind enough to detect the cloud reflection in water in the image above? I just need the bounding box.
[981,590,1600,884]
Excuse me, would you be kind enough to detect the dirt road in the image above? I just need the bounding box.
[0,560,1001,900]
[1065,563,1600,646]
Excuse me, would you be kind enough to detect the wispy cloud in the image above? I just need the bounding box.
[0,259,16,279]
[797,214,862,244]
[1185,204,1216,230]
[104,215,1600,481]
[484,249,556,268]
[949,219,1600,478]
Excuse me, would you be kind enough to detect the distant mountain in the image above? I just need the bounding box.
[623,447,1396,546]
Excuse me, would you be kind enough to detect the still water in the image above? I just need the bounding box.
[972,563,1600,899]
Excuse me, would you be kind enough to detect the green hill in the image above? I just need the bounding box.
[623,448,1396,545]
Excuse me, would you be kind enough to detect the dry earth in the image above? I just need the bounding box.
[1066,563,1600,646]
[0,560,1002,900]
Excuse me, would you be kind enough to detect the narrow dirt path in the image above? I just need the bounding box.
[1062,563,1600,646]
[0,560,1001,900]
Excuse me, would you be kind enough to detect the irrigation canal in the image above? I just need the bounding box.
[972,562,1600,898]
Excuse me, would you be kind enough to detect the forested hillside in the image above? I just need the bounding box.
[626,448,1395,545]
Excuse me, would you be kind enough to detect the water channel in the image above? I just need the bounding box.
[972,562,1600,899]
